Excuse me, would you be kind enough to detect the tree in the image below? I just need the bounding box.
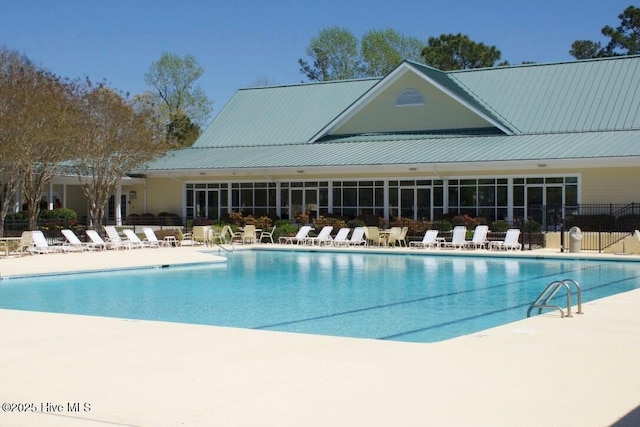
[298,26,363,81]
[420,33,504,70]
[0,47,79,230]
[70,84,167,228]
[569,40,605,59]
[166,112,200,147]
[361,29,423,76]
[602,6,640,55]
[0,48,28,236]
[144,52,213,145]
[570,6,640,59]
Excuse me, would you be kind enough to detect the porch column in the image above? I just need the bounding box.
[115,186,123,226]
[507,178,514,222]
[383,181,389,220]
[275,182,281,219]
[48,182,54,210]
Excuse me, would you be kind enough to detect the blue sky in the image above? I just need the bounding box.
[0,1,633,124]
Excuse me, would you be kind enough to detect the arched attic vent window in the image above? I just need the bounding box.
[395,89,424,107]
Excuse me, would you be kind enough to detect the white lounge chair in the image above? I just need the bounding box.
[348,227,367,246]
[464,225,489,249]
[122,229,148,248]
[85,229,108,250]
[104,226,132,250]
[62,229,93,251]
[279,225,312,245]
[489,228,522,251]
[410,229,440,249]
[306,226,333,246]
[331,228,351,246]
[142,228,163,247]
[444,226,467,249]
[29,230,67,254]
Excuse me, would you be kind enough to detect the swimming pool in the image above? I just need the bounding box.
[1,251,639,342]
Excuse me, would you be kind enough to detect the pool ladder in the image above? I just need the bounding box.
[527,279,583,318]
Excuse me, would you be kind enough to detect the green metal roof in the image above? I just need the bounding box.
[144,55,640,173]
[193,78,378,148]
[142,130,640,172]
[450,56,640,133]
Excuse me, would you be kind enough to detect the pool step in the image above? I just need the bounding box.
[527,279,583,318]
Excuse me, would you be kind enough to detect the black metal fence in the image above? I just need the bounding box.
[529,203,640,252]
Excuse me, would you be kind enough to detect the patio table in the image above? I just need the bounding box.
[0,237,22,256]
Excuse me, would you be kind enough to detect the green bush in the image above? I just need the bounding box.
[273,220,299,241]
[524,219,541,233]
[451,215,479,228]
[39,208,77,220]
[313,216,347,232]
[158,212,183,226]
[346,218,365,228]
[490,220,510,232]
[433,220,452,232]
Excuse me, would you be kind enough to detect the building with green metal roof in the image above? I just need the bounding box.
[52,55,640,227]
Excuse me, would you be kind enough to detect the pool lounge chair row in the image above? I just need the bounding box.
[279,226,367,247]
[409,226,522,251]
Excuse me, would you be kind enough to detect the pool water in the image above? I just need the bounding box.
[1,251,639,342]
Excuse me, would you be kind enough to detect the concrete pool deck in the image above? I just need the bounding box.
[1,245,639,426]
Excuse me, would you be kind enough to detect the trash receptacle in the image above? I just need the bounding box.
[569,226,583,253]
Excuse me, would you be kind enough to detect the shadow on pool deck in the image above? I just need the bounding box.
[612,405,640,426]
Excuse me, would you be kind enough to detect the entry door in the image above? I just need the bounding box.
[526,186,544,226]
[195,189,220,220]
[400,188,414,219]
[416,187,431,220]
[207,191,220,220]
[545,186,563,230]
[399,187,431,220]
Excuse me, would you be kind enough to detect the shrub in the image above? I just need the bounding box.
[273,220,298,240]
[346,218,365,228]
[158,212,182,226]
[433,219,452,232]
[490,220,510,232]
[616,214,640,231]
[140,213,156,224]
[524,219,541,233]
[229,211,243,226]
[389,217,432,236]
[192,216,212,226]
[313,216,347,231]
[39,208,77,221]
[566,214,616,231]
[126,213,141,225]
[451,215,478,229]
[296,211,310,225]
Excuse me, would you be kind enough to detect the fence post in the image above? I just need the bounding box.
[598,219,602,253]
[560,219,565,253]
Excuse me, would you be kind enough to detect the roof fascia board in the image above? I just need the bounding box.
[142,156,640,179]
[310,62,512,142]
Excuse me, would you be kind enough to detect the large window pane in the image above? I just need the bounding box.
[513,186,524,206]
[359,188,373,207]
[343,188,357,207]
[478,185,495,206]
[255,188,267,206]
[460,186,476,207]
